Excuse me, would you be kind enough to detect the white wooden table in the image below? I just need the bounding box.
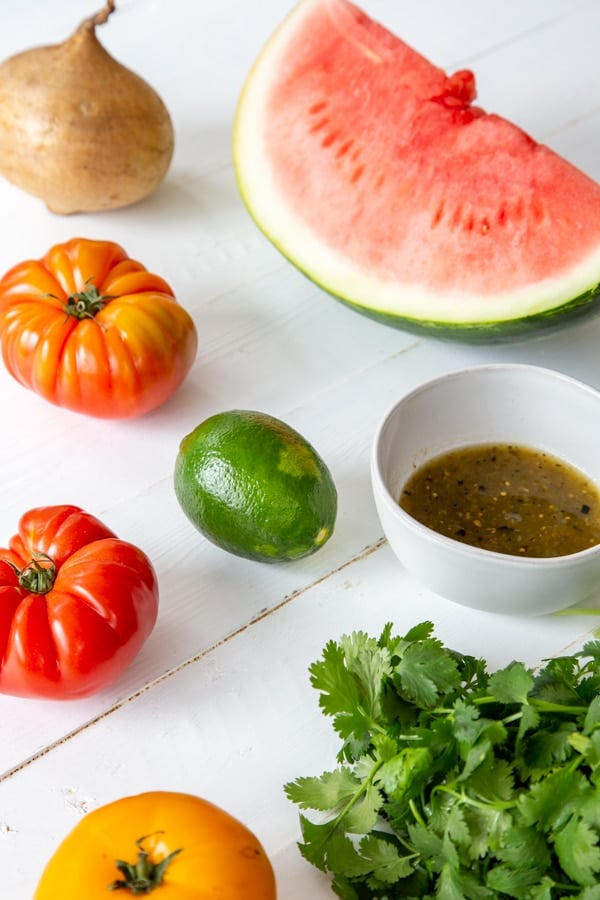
[1,1,599,896]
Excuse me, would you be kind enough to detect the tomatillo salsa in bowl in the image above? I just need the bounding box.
[370,364,600,615]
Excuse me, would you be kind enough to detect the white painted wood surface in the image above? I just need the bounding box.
[0,0,599,895]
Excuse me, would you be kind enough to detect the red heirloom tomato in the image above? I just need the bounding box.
[0,237,198,418]
[34,791,277,899]
[0,505,159,699]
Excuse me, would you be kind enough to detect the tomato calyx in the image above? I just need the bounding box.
[10,553,56,594]
[63,280,108,320]
[109,833,183,894]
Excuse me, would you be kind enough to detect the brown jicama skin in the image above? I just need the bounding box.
[0,0,174,214]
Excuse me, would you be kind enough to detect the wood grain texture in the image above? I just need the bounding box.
[0,1,599,896]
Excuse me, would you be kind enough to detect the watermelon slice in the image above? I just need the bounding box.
[233,0,600,342]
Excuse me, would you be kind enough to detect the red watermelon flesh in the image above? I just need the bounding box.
[234,0,600,338]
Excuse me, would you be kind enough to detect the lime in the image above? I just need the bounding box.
[174,409,338,563]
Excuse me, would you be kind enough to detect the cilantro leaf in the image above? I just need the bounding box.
[458,737,494,783]
[454,652,489,695]
[578,886,600,900]
[340,631,392,715]
[467,755,514,803]
[580,640,600,664]
[445,804,471,848]
[462,804,513,858]
[296,815,334,870]
[452,699,481,747]
[456,721,507,782]
[309,633,391,744]
[518,767,591,831]
[495,823,550,872]
[309,640,363,727]
[530,660,587,709]
[375,747,432,804]
[437,865,467,900]
[325,831,377,878]
[436,835,493,900]
[403,620,435,643]
[440,866,493,900]
[527,877,556,900]
[359,833,415,885]
[284,767,361,811]
[487,861,545,898]
[516,702,540,743]
[554,815,600,886]
[329,876,361,900]
[584,694,600,735]
[344,779,383,834]
[407,822,443,864]
[394,639,461,708]
[519,721,578,779]
[488,661,534,705]
[580,730,600,772]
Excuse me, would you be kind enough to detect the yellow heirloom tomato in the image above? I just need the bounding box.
[34,791,277,898]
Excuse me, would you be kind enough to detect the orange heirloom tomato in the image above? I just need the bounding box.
[0,505,159,699]
[34,791,278,899]
[0,237,198,418]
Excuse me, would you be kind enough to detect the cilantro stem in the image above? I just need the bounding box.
[529,699,587,715]
[473,695,587,716]
[408,797,425,827]
[433,785,514,812]
[321,758,385,844]
[501,711,522,726]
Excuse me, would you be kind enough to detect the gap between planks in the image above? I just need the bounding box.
[0,537,387,785]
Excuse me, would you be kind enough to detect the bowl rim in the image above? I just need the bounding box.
[370,363,600,569]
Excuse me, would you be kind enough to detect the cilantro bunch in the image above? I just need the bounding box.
[284,621,600,899]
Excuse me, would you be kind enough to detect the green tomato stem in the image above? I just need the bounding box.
[12,553,56,594]
[109,833,182,894]
[63,281,107,320]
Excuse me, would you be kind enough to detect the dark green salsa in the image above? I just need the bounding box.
[400,443,600,558]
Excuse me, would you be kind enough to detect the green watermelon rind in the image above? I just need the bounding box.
[309,268,600,344]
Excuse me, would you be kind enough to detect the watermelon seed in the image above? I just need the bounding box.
[432,201,445,227]
[322,131,340,148]
[309,116,329,134]
[335,139,353,158]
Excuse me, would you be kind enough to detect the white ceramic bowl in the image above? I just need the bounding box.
[370,364,600,615]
